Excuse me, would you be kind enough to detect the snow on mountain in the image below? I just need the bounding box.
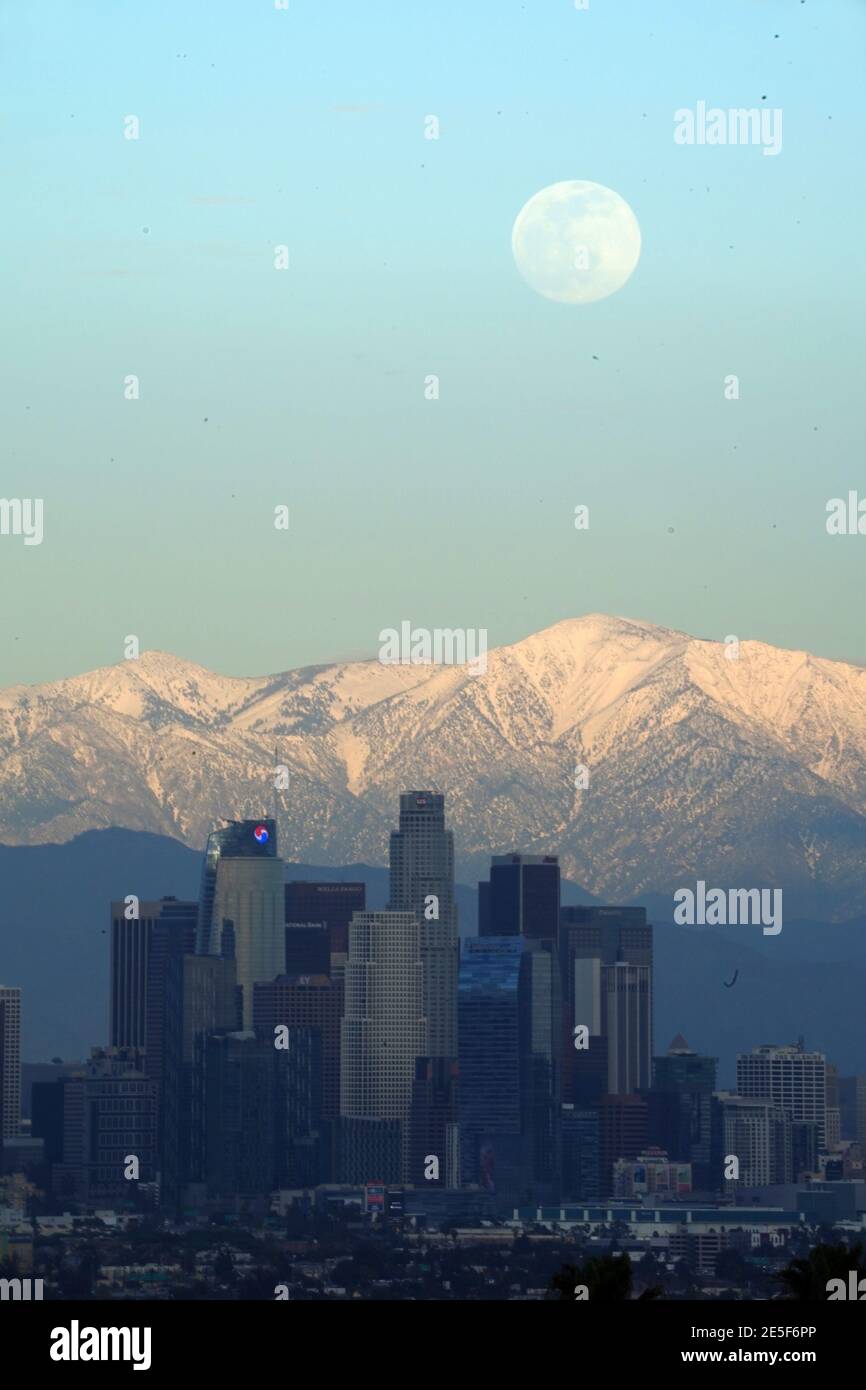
[3,614,866,917]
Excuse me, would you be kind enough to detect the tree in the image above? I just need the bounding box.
[549,1251,661,1301]
[777,1241,866,1301]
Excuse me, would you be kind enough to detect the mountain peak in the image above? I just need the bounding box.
[3,617,866,918]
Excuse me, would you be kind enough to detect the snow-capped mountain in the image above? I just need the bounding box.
[4,614,866,917]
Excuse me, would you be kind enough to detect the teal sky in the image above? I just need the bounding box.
[2,0,864,685]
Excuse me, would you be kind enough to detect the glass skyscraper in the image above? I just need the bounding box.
[196,818,284,1028]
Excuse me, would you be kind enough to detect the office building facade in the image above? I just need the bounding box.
[196,818,285,1028]
[388,792,458,1059]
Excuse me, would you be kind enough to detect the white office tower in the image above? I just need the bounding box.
[0,986,22,1141]
[388,791,458,1059]
[737,1041,827,1149]
[340,912,428,1183]
[197,819,285,1028]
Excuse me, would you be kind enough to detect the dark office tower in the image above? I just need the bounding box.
[482,854,561,940]
[792,1121,820,1179]
[196,818,284,1028]
[520,938,562,1196]
[111,899,197,1055]
[282,1027,325,1188]
[458,938,525,1190]
[559,906,653,1100]
[253,974,344,1122]
[160,953,239,1208]
[0,986,21,1141]
[204,1032,282,1198]
[458,935,558,1198]
[32,1082,64,1165]
[284,924,330,977]
[839,1076,866,1149]
[388,792,458,1059]
[478,880,491,935]
[650,1034,718,1189]
[337,1117,402,1186]
[409,1057,459,1187]
[51,1048,158,1205]
[599,1094,648,1198]
[284,882,366,956]
[561,1106,601,1200]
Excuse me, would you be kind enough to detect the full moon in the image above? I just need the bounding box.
[511,180,641,305]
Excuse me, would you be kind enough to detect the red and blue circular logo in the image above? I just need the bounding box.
[253,824,269,844]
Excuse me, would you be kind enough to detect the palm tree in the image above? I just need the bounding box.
[777,1240,866,1300]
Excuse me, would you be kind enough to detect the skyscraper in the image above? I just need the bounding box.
[650,1034,718,1189]
[285,881,366,956]
[0,986,21,1142]
[736,1042,827,1150]
[559,906,653,1100]
[339,911,427,1183]
[196,818,285,1028]
[409,1057,459,1188]
[719,1093,792,1190]
[253,972,344,1121]
[49,1048,158,1204]
[480,854,560,939]
[160,952,240,1208]
[458,935,559,1198]
[458,937,527,1194]
[204,1032,283,1198]
[110,898,197,1070]
[284,924,330,977]
[388,792,458,1059]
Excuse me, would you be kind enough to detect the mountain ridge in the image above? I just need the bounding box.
[3,614,866,917]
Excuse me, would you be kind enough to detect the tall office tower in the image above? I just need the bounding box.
[599,1094,648,1197]
[196,818,285,1028]
[111,899,197,1056]
[51,1048,158,1205]
[650,1034,718,1189]
[825,1063,841,1150]
[285,882,366,956]
[561,1105,601,1200]
[160,953,239,1209]
[458,938,526,1192]
[340,911,427,1184]
[388,792,458,1059]
[409,1057,459,1187]
[559,906,653,1101]
[736,1041,827,1149]
[521,937,562,1194]
[281,1027,325,1188]
[253,973,344,1121]
[718,1093,792,1190]
[284,924,330,976]
[458,935,559,1198]
[602,962,652,1096]
[0,986,21,1141]
[791,1121,820,1179]
[480,854,561,939]
[204,1032,284,1198]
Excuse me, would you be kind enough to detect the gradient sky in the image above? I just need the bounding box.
[2,0,864,685]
